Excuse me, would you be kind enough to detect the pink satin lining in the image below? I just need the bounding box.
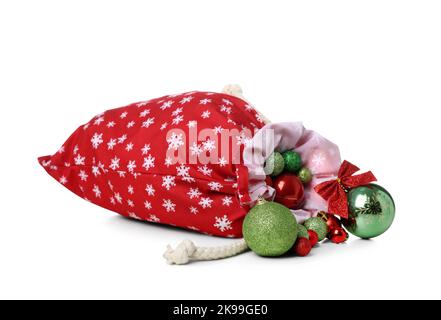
[242,122,341,223]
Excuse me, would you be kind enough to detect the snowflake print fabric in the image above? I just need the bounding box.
[38,91,264,237]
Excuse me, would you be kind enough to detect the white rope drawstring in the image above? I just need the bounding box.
[163,239,249,265]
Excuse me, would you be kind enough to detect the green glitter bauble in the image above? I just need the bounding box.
[343,184,395,239]
[297,167,312,184]
[263,152,285,177]
[297,224,309,239]
[243,200,298,257]
[304,217,328,241]
[282,151,302,173]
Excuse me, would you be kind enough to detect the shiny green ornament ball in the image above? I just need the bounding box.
[264,152,285,177]
[243,200,298,257]
[282,150,302,173]
[304,217,328,241]
[297,224,309,239]
[343,184,395,239]
[297,167,312,184]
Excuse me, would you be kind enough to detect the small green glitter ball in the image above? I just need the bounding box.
[264,152,285,177]
[297,224,309,239]
[304,217,328,241]
[297,167,312,184]
[243,201,298,257]
[282,150,302,173]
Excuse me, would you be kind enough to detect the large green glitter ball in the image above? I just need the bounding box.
[304,217,328,241]
[343,184,395,239]
[263,152,285,177]
[282,150,302,173]
[243,201,298,257]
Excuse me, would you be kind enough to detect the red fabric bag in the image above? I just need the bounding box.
[39,90,265,237]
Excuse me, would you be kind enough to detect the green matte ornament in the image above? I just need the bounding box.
[343,184,395,239]
[282,150,302,173]
[297,167,312,184]
[243,200,298,257]
[304,217,328,241]
[264,152,285,177]
[297,224,309,239]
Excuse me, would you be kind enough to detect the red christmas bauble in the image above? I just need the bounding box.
[293,237,312,256]
[273,174,305,209]
[326,215,342,233]
[265,176,273,187]
[307,230,319,247]
[329,227,348,244]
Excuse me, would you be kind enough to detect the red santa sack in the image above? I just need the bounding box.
[38,87,268,237]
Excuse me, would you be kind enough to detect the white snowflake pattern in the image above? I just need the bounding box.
[167,132,184,150]
[59,176,68,184]
[198,197,213,209]
[189,206,199,214]
[162,199,176,212]
[120,111,128,119]
[74,153,85,165]
[127,199,135,208]
[172,107,183,116]
[109,156,120,170]
[114,192,123,204]
[256,113,264,123]
[160,122,168,130]
[144,200,152,210]
[176,164,194,182]
[92,165,101,177]
[139,109,150,117]
[92,185,101,198]
[179,96,193,104]
[145,184,155,196]
[91,133,104,149]
[187,120,197,128]
[128,211,141,220]
[58,146,65,154]
[141,144,151,155]
[128,185,134,194]
[214,215,233,232]
[222,98,233,105]
[107,138,117,150]
[199,98,212,105]
[208,182,223,191]
[202,139,216,152]
[162,175,176,190]
[201,110,211,119]
[127,160,137,173]
[213,126,223,134]
[160,101,174,110]
[164,157,173,167]
[218,157,227,167]
[148,214,160,223]
[222,196,233,207]
[142,117,155,128]
[142,155,155,171]
[172,114,184,125]
[78,170,88,181]
[220,105,232,114]
[125,142,134,152]
[94,116,105,126]
[117,134,127,144]
[198,165,212,176]
[127,121,135,128]
[190,143,203,156]
[311,153,325,170]
[187,188,202,199]
[107,121,116,128]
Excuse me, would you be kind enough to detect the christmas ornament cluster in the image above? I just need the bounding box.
[37,85,395,264]
[243,152,395,258]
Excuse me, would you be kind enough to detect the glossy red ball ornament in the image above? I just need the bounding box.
[273,174,305,209]
[329,227,348,244]
[265,176,273,187]
[293,237,312,256]
[326,215,342,234]
[307,230,319,247]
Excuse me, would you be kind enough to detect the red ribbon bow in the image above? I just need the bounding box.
[314,160,377,219]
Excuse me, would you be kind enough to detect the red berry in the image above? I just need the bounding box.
[326,215,342,233]
[307,230,319,247]
[330,227,348,244]
[294,237,312,257]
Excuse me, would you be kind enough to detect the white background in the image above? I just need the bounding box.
[1,0,440,299]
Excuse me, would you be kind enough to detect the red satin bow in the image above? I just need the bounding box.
[314,160,377,219]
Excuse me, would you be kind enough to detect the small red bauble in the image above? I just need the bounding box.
[293,237,312,256]
[326,215,342,233]
[273,173,305,209]
[265,176,273,187]
[329,227,348,244]
[307,230,319,247]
